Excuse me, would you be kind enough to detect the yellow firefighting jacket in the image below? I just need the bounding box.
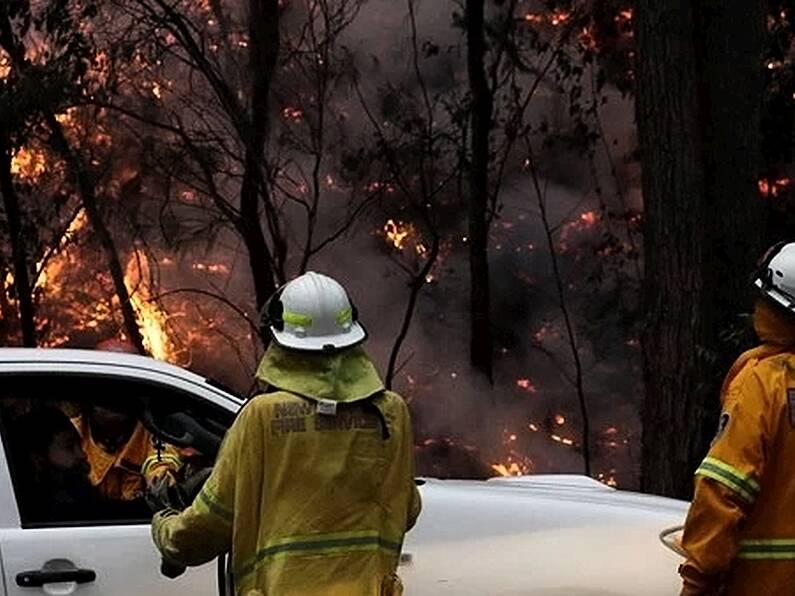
[152,345,421,596]
[680,300,795,595]
[73,417,180,501]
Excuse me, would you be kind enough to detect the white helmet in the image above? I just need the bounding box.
[263,272,367,352]
[754,242,795,310]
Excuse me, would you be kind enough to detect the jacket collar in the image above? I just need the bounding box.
[754,299,795,346]
[256,344,384,403]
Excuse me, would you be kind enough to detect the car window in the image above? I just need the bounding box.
[0,374,233,529]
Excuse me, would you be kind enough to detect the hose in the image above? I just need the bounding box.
[659,525,687,557]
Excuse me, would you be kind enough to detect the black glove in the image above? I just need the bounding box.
[178,467,212,506]
[146,468,213,513]
[145,475,176,513]
[160,559,186,579]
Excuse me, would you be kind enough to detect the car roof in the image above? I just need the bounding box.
[0,348,243,404]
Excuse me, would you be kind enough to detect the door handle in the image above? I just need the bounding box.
[16,568,96,588]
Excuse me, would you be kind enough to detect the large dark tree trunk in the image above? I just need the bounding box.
[239,0,281,328]
[466,0,494,382]
[0,132,37,347]
[0,12,36,347]
[636,0,765,498]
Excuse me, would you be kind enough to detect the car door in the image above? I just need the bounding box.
[0,371,237,596]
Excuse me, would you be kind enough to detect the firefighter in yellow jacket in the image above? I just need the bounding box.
[151,272,421,595]
[680,242,795,595]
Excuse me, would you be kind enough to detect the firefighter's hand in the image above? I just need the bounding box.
[160,558,186,579]
[145,475,175,513]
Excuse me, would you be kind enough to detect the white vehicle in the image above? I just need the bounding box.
[0,349,687,595]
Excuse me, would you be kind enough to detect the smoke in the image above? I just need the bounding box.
[11,0,643,486]
[168,0,642,485]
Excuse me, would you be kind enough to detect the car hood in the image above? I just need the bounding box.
[403,476,688,595]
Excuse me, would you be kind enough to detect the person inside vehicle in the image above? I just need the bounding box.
[72,339,182,503]
[11,407,149,523]
[150,272,421,595]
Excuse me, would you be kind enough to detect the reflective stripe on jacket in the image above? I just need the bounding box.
[152,345,421,595]
[680,300,795,595]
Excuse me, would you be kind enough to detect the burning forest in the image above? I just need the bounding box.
[3,0,795,495]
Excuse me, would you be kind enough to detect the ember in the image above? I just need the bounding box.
[384,219,416,251]
[516,378,538,393]
[758,177,792,198]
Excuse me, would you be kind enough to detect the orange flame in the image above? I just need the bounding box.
[491,461,529,477]
[10,147,48,181]
[384,219,415,251]
[124,252,182,362]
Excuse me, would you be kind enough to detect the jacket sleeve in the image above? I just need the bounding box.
[401,400,422,532]
[679,368,778,594]
[151,404,254,567]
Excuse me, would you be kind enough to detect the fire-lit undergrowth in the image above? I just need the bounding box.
[18,0,795,489]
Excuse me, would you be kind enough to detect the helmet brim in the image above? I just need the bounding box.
[754,277,795,311]
[270,321,368,353]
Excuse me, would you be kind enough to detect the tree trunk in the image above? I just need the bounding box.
[466,0,494,382]
[239,0,281,328]
[696,0,766,469]
[0,131,37,347]
[636,0,765,498]
[46,115,148,356]
[0,258,11,343]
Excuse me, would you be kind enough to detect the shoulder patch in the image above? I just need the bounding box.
[788,389,795,428]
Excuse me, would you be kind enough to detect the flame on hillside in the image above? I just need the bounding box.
[124,252,184,363]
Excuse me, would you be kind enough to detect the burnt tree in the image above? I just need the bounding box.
[0,131,36,347]
[46,115,148,356]
[466,0,494,382]
[636,0,765,498]
[130,0,283,326]
[242,0,283,312]
[0,8,37,347]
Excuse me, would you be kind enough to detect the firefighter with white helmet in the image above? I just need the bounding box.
[680,242,795,594]
[151,272,421,595]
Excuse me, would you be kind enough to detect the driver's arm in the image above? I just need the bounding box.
[151,404,254,567]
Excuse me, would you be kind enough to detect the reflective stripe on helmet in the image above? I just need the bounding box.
[738,539,795,559]
[695,457,761,503]
[282,311,313,328]
[234,529,403,581]
[336,307,353,326]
